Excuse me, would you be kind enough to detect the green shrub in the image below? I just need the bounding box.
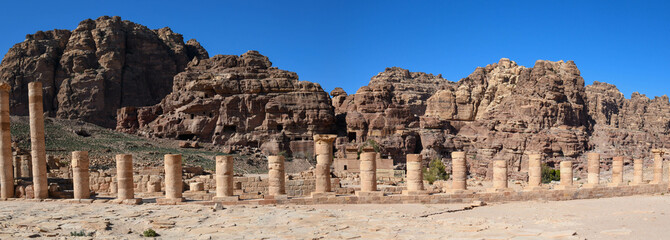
[70,230,92,236]
[143,229,158,237]
[423,158,449,184]
[541,164,560,183]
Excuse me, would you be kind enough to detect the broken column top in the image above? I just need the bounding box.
[0,83,9,92]
[313,134,337,143]
[406,154,421,162]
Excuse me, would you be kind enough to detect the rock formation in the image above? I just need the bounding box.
[116,51,335,155]
[332,67,450,160]
[0,16,208,127]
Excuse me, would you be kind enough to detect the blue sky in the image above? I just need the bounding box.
[1,1,668,98]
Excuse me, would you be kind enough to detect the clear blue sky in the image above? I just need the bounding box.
[1,1,668,98]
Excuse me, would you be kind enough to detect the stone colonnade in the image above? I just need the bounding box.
[0,81,666,203]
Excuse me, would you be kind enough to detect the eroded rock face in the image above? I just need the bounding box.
[586,81,670,159]
[333,67,451,160]
[333,59,594,178]
[116,51,335,154]
[0,16,208,127]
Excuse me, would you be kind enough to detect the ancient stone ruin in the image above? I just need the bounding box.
[0,82,668,208]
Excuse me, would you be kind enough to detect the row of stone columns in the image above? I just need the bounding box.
[0,82,49,199]
[448,151,661,192]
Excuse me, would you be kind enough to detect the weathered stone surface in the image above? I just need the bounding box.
[0,16,208,127]
[116,51,335,155]
[333,67,449,160]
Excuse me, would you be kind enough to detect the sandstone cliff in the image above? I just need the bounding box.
[117,51,335,155]
[333,58,670,179]
[0,16,208,127]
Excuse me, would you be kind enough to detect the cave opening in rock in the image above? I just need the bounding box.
[277,125,283,132]
[347,132,356,142]
[414,136,423,154]
[223,125,236,133]
[344,165,348,170]
[177,134,196,140]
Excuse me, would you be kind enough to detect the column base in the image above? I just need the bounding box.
[264,195,289,200]
[629,182,646,186]
[156,197,185,205]
[355,191,384,197]
[486,188,513,193]
[402,190,430,196]
[582,183,600,188]
[553,185,577,190]
[65,199,94,204]
[607,182,626,187]
[523,186,546,191]
[310,192,337,198]
[446,189,475,194]
[112,198,143,205]
[212,196,240,202]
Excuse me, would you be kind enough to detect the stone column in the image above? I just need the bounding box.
[403,154,428,195]
[115,154,139,203]
[12,156,20,180]
[526,154,542,190]
[652,149,663,184]
[312,134,337,197]
[267,155,286,198]
[356,149,383,197]
[162,154,184,203]
[632,158,644,185]
[213,155,238,201]
[585,153,600,188]
[555,160,574,190]
[450,151,468,192]
[0,83,12,199]
[20,155,31,178]
[71,151,90,199]
[28,82,48,199]
[609,156,624,187]
[489,160,509,192]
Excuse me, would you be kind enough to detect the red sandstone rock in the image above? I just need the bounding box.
[116,51,335,155]
[0,16,208,127]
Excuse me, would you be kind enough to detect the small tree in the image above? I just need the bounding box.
[423,158,449,184]
[541,164,560,183]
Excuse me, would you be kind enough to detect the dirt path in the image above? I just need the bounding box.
[0,194,667,239]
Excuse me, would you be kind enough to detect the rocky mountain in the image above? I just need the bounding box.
[0,16,208,127]
[4,17,670,178]
[116,51,335,156]
[333,59,670,179]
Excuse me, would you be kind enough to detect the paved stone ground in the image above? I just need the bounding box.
[0,194,667,239]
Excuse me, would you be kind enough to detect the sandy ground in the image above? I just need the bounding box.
[0,194,667,239]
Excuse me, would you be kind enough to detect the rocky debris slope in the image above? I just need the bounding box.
[0,16,208,127]
[116,51,335,156]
